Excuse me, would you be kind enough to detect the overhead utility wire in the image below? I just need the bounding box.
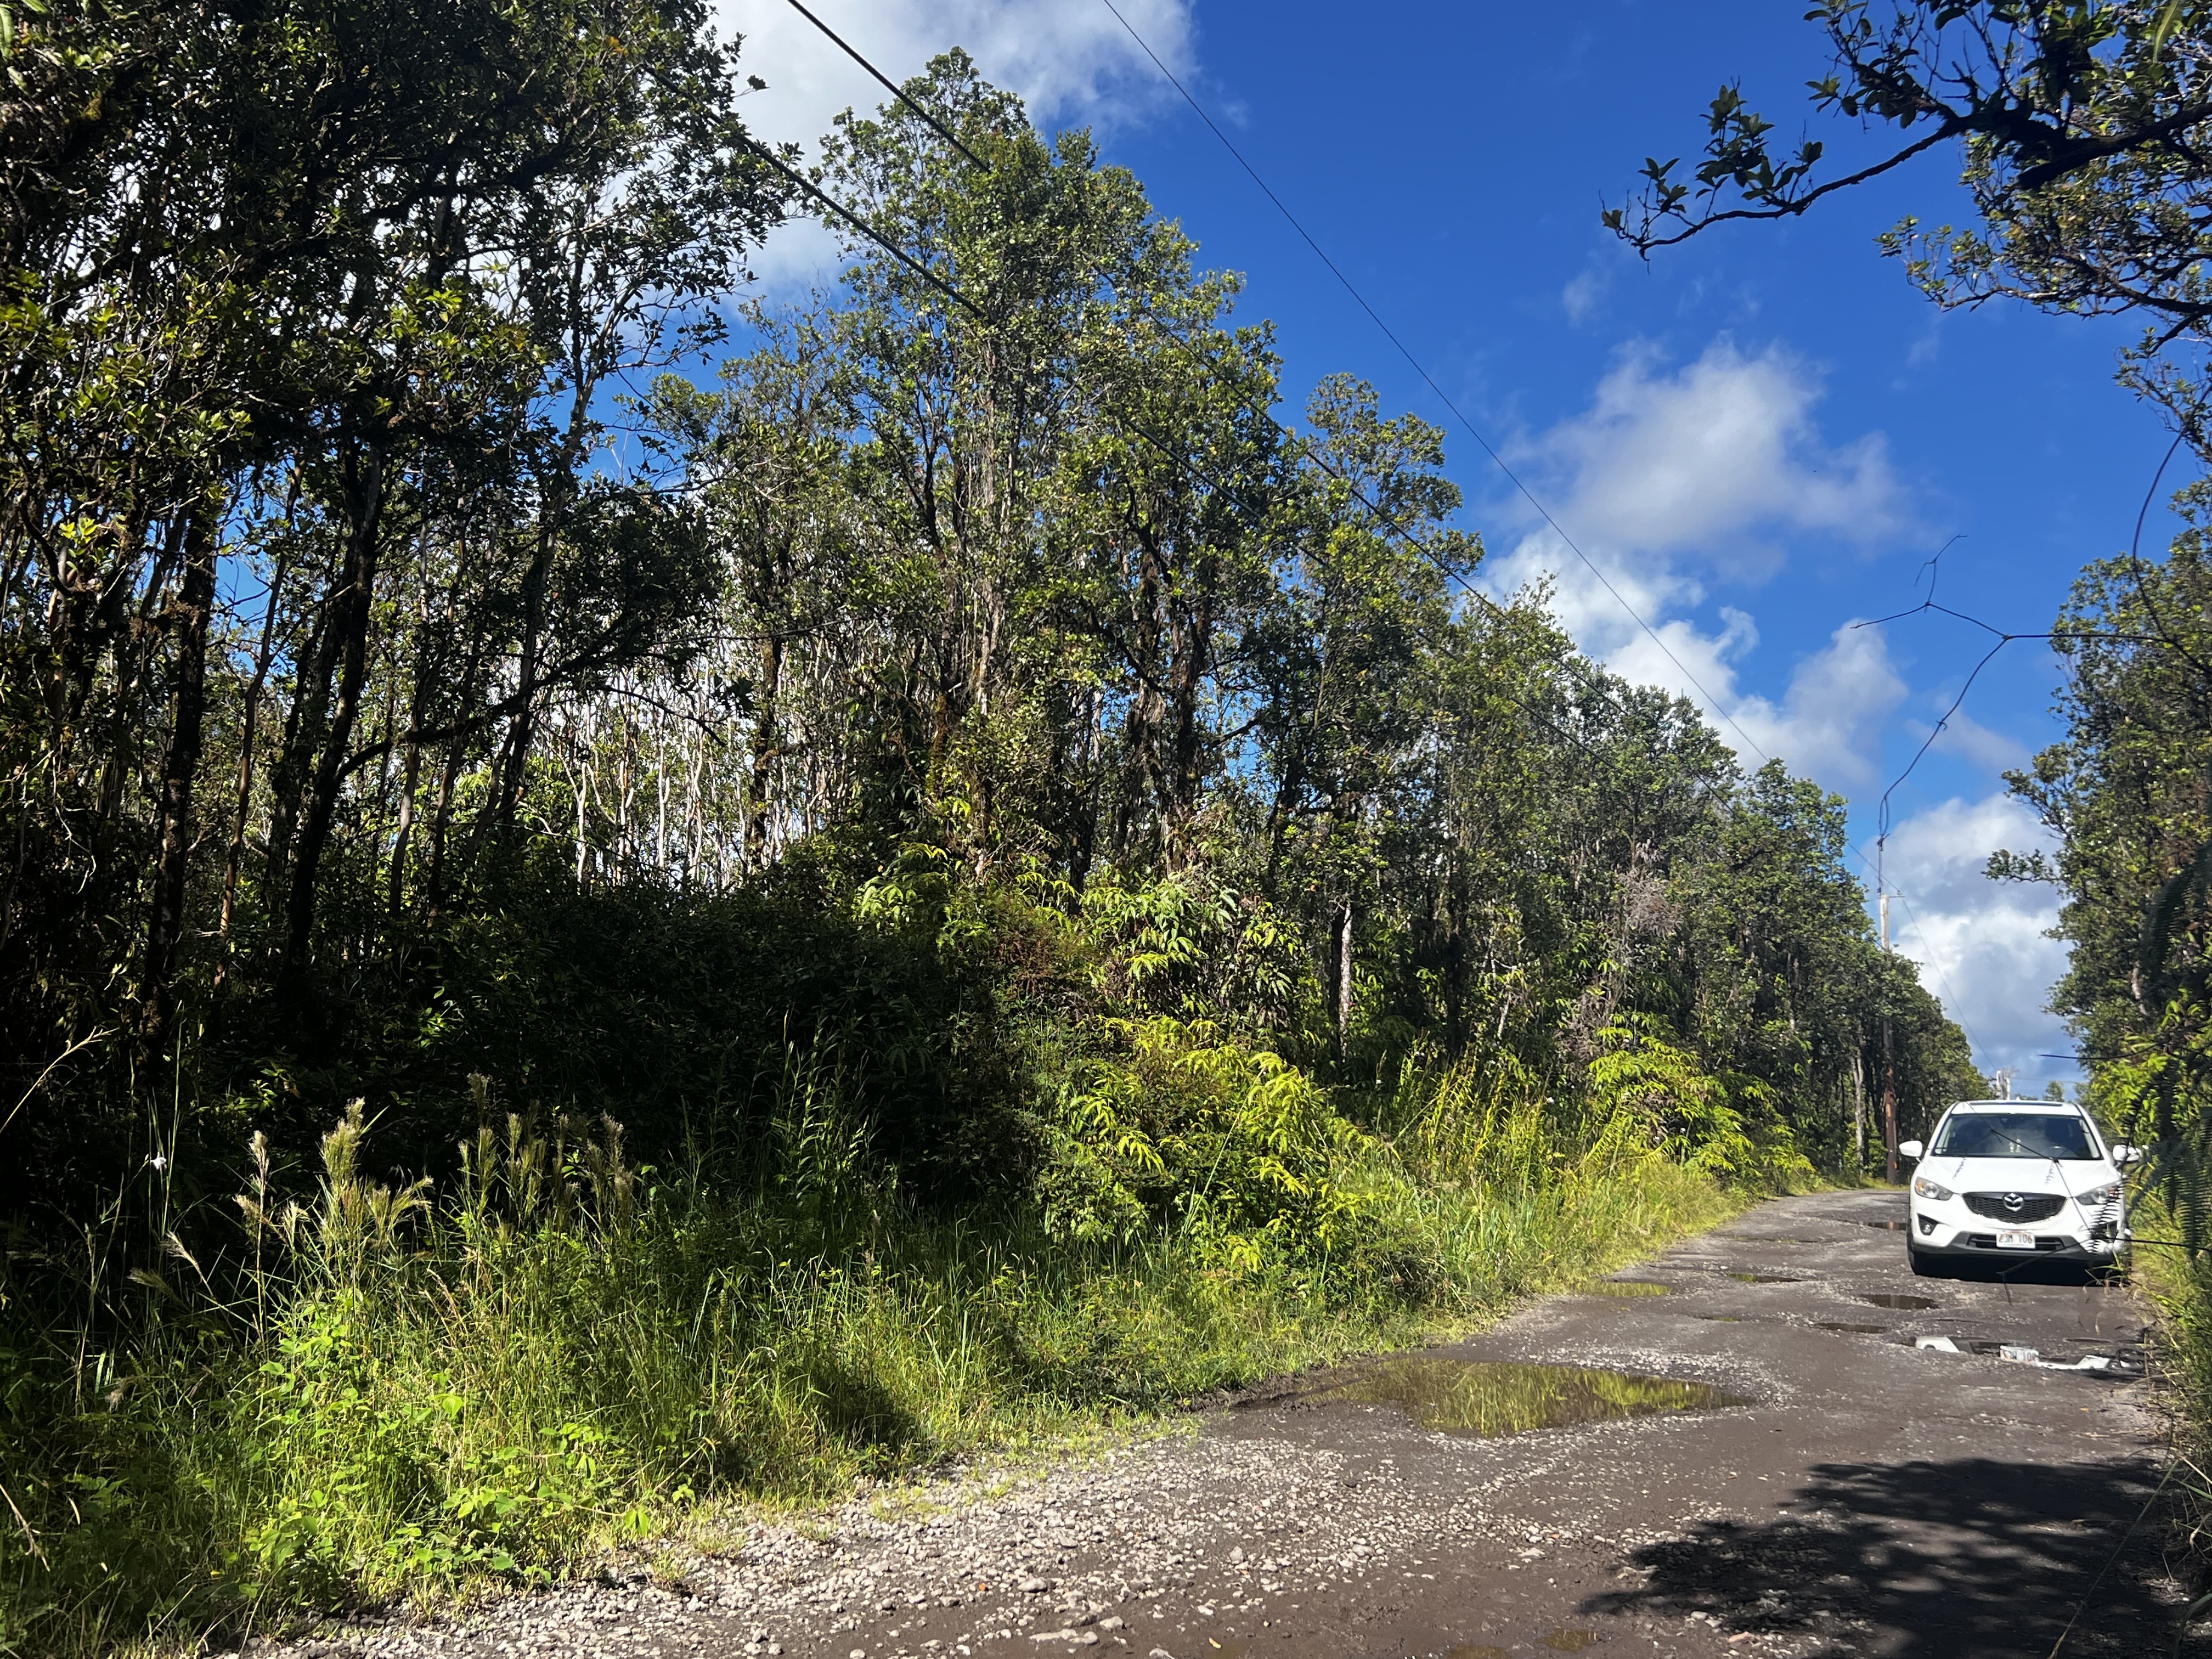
[1092,0,1778,772]
[1848,510,2169,1073]
[742,138,982,313]
[775,0,991,170]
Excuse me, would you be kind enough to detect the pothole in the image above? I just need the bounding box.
[1861,1293,1938,1310]
[1312,1358,1747,1438]
[1729,1272,1800,1283]
[1817,1322,1887,1334]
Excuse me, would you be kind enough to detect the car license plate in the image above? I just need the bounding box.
[1996,1229,2035,1250]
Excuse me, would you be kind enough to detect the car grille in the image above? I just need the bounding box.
[1964,1192,2066,1223]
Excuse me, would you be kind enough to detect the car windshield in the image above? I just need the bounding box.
[1931,1112,2099,1160]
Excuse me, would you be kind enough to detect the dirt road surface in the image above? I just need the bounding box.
[283,1191,2197,1659]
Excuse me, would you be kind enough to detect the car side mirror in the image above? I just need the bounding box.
[1898,1140,1924,1161]
[2113,1143,2143,1167]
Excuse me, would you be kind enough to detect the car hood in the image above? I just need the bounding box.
[1919,1156,2112,1195]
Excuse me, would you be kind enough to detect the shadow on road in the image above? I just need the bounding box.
[1918,1253,2129,1288]
[1580,1455,2198,1658]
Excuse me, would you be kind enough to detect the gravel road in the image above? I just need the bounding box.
[247,1191,2198,1659]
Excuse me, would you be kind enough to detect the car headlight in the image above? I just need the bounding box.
[1913,1175,1954,1201]
[2076,1181,2123,1207]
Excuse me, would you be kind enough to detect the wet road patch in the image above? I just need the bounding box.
[1862,1293,1938,1309]
[1728,1272,1799,1283]
[1314,1357,1746,1438]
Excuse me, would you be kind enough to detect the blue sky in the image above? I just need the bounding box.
[719,0,2179,1088]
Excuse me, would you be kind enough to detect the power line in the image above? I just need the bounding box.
[741,137,984,319]
[774,0,990,170]
[1841,520,2170,1071]
[1093,0,1779,772]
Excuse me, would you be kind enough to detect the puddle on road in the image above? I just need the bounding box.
[1861,1293,1938,1310]
[1864,1220,1909,1231]
[1818,1322,1888,1334]
[1720,1234,1810,1243]
[1695,1314,1743,1322]
[1542,1635,1600,1654]
[1317,1357,1746,1438]
[1445,1647,1512,1659]
[1728,1272,1800,1283]
[1587,1280,1672,1296]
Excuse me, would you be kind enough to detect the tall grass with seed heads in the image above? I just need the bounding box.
[0,1047,1736,1657]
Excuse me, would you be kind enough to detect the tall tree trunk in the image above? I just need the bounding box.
[215,530,292,986]
[1849,1046,1867,1165]
[494,526,557,825]
[1163,560,1215,870]
[748,631,783,866]
[143,505,219,1057]
[284,441,386,985]
[1335,900,1355,1060]
[387,737,420,921]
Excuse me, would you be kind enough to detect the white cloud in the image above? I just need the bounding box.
[1561,263,1609,326]
[1730,622,1908,791]
[1520,338,1904,575]
[1487,339,1912,790]
[721,0,1197,285]
[1880,792,2072,1084]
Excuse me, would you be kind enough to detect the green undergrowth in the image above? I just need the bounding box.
[2126,1203,2212,1630]
[0,1047,1744,1658]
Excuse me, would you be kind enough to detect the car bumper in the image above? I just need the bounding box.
[1908,1208,2126,1258]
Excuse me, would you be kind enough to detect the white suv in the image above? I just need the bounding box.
[1899,1099,2137,1275]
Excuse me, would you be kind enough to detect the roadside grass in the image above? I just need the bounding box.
[2124,1204,2212,1586]
[0,1080,1742,1659]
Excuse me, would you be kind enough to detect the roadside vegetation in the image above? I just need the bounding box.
[0,2,1981,1652]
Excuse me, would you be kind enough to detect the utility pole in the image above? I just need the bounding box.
[1879,854,1899,1186]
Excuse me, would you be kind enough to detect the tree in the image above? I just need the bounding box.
[1609,1,2212,438]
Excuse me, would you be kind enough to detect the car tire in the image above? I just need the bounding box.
[1908,1245,1942,1278]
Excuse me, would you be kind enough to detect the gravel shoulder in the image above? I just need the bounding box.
[252,1192,2196,1659]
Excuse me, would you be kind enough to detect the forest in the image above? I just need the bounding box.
[0,0,1982,1649]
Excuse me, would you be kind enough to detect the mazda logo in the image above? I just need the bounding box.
[2003,1193,2024,1212]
